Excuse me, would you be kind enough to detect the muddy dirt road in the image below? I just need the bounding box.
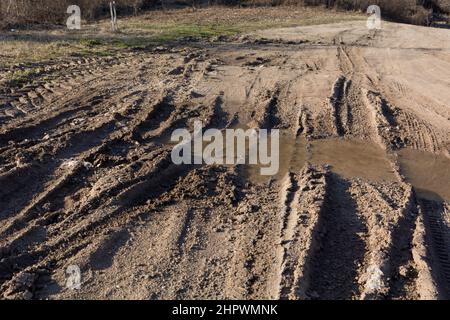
[0,21,449,300]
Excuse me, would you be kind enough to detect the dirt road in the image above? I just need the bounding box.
[0,20,449,300]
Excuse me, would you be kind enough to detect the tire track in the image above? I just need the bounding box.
[0,49,227,297]
[329,75,348,136]
[419,199,450,298]
[305,173,367,299]
[275,167,328,299]
[0,54,144,120]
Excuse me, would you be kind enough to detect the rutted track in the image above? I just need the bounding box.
[419,200,450,298]
[0,20,449,300]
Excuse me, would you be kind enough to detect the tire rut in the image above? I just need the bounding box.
[306,173,367,299]
[419,199,450,298]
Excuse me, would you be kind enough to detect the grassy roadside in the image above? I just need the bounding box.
[0,6,364,69]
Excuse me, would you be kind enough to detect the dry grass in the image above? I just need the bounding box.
[296,0,435,24]
[0,6,363,68]
[2,0,445,29]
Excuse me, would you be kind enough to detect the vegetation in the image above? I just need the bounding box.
[0,6,363,68]
[0,1,448,69]
[1,0,448,29]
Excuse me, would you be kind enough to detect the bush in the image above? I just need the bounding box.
[0,0,447,28]
[0,0,158,28]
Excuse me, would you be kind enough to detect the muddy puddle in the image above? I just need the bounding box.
[309,139,398,182]
[244,131,307,183]
[398,148,450,201]
[164,125,449,201]
[245,133,449,202]
[246,133,397,184]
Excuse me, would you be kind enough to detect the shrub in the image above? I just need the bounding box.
[0,0,447,28]
[0,0,157,28]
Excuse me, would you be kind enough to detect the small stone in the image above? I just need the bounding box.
[238,205,248,214]
[153,46,167,52]
[399,265,409,277]
[83,162,93,170]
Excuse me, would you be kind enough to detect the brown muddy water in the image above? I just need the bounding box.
[309,139,397,182]
[246,133,397,184]
[166,127,449,201]
[398,148,450,201]
[245,131,450,202]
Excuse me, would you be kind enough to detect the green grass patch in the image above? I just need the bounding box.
[7,67,43,86]
[136,23,239,36]
[79,38,103,47]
